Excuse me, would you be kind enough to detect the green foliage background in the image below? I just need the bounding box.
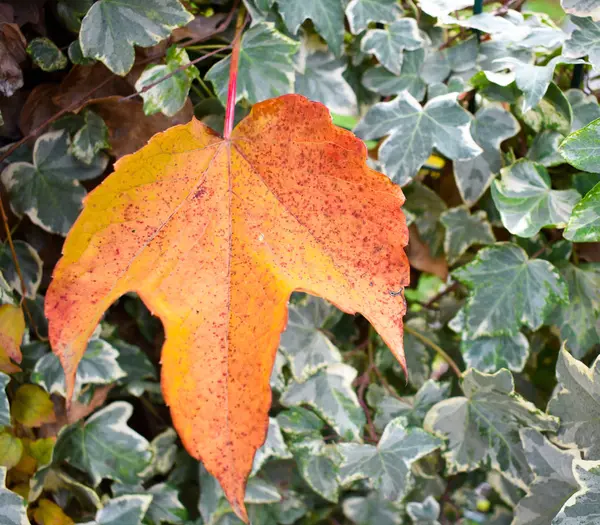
[1,0,600,524]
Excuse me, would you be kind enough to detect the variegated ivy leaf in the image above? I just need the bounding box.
[269,350,287,393]
[27,37,67,72]
[407,496,441,525]
[71,110,110,165]
[339,417,442,500]
[516,82,572,136]
[553,459,600,524]
[440,207,495,264]
[251,418,292,474]
[462,332,530,373]
[111,339,157,396]
[0,466,30,525]
[0,240,42,299]
[1,130,108,235]
[453,243,567,338]
[566,89,600,132]
[291,438,342,502]
[32,338,126,397]
[527,130,565,167]
[564,182,600,242]
[79,0,193,75]
[146,484,188,525]
[135,46,198,118]
[0,373,9,428]
[492,160,581,237]
[81,495,153,525]
[512,429,579,525]
[563,16,600,71]
[343,493,403,525]
[368,380,451,431]
[418,0,474,20]
[354,92,481,186]
[279,295,341,382]
[424,368,558,489]
[276,406,325,436]
[548,348,600,459]
[453,105,520,206]
[206,22,299,105]
[360,19,423,75]
[55,402,152,485]
[140,428,178,481]
[294,50,358,118]
[446,37,479,77]
[242,0,275,22]
[345,0,403,34]
[562,0,600,20]
[560,118,600,173]
[276,0,345,55]
[280,363,366,441]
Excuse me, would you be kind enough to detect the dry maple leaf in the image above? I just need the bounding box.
[45,94,409,521]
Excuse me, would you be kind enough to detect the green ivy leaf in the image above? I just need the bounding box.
[55,401,152,485]
[362,49,426,100]
[339,417,442,500]
[440,207,495,264]
[291,438,341,502]
[79,0,193,75]
[0,240,42,298]
[407,496,441,525]
[280,364,366,441]
[140,429,178,482]
[563,16,600,70]
[146,484,188,525]
[424,368,558,489]
[135,46,198,118]
[0,373,9,428]
[82,495,153,525]
[276,406,325,436]
[276,0,345,55]
[1,130,108,235]
[251,418,292,474]
[453,106,520,206]
[453,242,567,337]
[553,460,600,524]
[343,493,403,525]
[516,82,572,136]
[354,92,481,186]
[68,39,96,65]
[361,19,423,75]
[26,37,68,72]
[345,0,403,34]
[71,110,110,165]
[206,22,299,105]
[564,182,600,242]
[32,338,126,397]
[294,51,357,116]
[57,0,93,32]
[566,88,600,131]
[111,339,156,396]
[526,130,565,167]
[512,429,579,525]
[0,466,31,525]
[279,296,341,382]
[548,348,600,459]
[560,118,600,173]
[491,160,581,237]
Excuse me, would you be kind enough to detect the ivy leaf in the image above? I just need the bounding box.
[135,47,198,118]
[279,296,341,382]
[453,243,567,338]
[560,118,600,173]
[1,130,108,235]
[0,373,9,428]
[461,333,530,373]
[83,495,153,525]
[562,1,600,20]
[146,484,188,525]
[548,348,600,459]
[276,406,325,436]
[71,110,110,165]
[512,429,579,525]
[346,0,403,34]
[0,467,31,525]
[526,130,565,167]
[419,0,474,20]
[281,364,365,441]
[0,240,42,298]
[276,0,345,55]
[27,37,68,72]
[407,496,441,525]
[339,417,442,500]
[361,19,423,75]
[140,429,178,481]
[566,89,600,132]
[251,418,292,475]
[79,0,193,75]
[0,304,25,374]
[563,16,600,70]
[440,207,495,264]
[11,384,56,428]
[55,401,152,485]
[553,460,600,524]
[491,160,581,237]
[206,23,299,105]
[111,340,157,396]
[516,82,572,136]
[0,432,22,469]
[291,438,342,502]
[45,95,410,520]
[564,182,600,242]
[453,106,520,206]
[32,338,127,397]
[294,51,357,117]
[355,92,481,185]
[342,493,403,525]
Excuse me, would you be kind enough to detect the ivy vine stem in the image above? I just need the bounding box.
[223,6,246,140]
[404,325,463,378]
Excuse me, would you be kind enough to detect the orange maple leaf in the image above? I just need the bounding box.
[45,95,409,521]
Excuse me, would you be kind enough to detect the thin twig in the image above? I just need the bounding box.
[424,281,460,308]
[405,325,462,377]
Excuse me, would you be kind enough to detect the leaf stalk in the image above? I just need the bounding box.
[223,6,246,139]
